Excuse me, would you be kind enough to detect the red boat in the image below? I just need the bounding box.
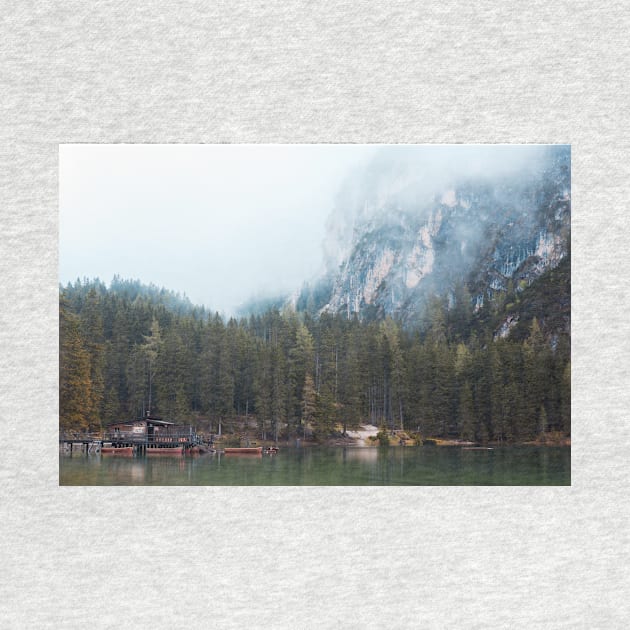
[224,447,263,456]
[101,446,134,456]
[146,446,183,455]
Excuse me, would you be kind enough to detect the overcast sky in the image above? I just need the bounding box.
[59,144,377,315]
[59,144,554,315]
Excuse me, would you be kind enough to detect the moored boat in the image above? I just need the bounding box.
[101,445,134,456]
[224,447,263,455]
[146,446,184,455]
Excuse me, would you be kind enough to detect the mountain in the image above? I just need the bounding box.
[296,145,570,339]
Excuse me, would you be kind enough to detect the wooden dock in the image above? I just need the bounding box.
[59,437,102,455]
[60,426,207,456]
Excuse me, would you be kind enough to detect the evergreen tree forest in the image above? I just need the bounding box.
[59,269,570,444]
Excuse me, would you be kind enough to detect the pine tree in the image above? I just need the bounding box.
[288,322,315,435]
[522,318,551,439]
[142,317,163,414]
[453,342,472,437]
[156,327,192,420]
[458,382,475,442]
[430,341,455,437]
[380,318,405,430]
[80,288,105,431]
[301,373,317,439]
[560,361,571,435]
[539,404,548,437]
[105,300,132,419]
[337,323,363,433]
[471,341,492,443]
[254,342,273,441]
[269,342,287,442]
[59,299,92,433]
[200,314,234,435]
[314,385,336,440]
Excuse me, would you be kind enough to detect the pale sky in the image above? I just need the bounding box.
[59,144,554,315]
[59,144,377,315]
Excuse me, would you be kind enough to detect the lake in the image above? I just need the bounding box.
[59,446,570,486]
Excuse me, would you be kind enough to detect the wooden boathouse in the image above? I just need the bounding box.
[105,414,201,454]
[60,413,204,455]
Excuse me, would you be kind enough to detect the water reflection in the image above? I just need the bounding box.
[130,462,145,483]
[341,448,379,462]
[60,446,570,486]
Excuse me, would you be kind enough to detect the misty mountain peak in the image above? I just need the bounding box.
[303,145,570,331]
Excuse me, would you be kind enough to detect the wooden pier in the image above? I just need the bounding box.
[60,414,207,456]
[59,434,206,456]
[59,437,102,455]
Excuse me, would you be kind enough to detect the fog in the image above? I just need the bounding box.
[60,144,558,315]
[59,144,376,315]
[323,144,557,269]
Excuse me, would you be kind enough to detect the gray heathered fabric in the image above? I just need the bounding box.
[1,2,628,628]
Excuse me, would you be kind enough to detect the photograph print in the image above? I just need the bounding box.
[59,144,570,485]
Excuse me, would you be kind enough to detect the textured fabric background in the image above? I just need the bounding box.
[1,2,628,628]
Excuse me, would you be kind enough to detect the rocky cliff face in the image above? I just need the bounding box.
[298,145,570,333]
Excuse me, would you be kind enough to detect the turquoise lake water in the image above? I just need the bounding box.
[59,445,570,486]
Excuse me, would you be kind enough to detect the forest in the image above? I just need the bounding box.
[59,267,570,444]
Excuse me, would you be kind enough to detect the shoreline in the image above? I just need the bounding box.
[242,426,571,449]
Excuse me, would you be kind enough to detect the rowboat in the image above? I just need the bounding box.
[224,447,263,455]
[101,445,133,456]
[146,446,184,455]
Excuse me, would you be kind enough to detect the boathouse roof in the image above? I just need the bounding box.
[106,418,175,427]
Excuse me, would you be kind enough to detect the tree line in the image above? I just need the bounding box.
[60,275,570,443]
